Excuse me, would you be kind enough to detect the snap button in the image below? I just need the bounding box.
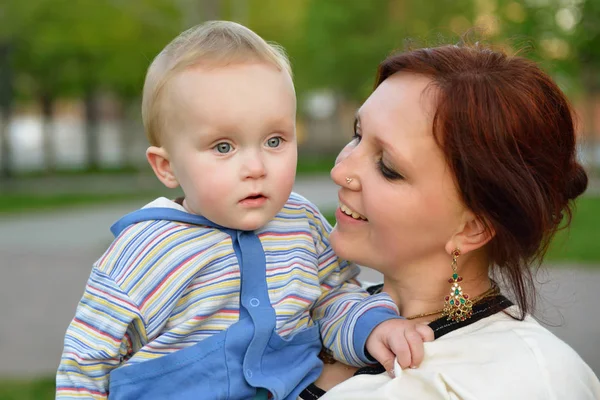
[246,369,253,378]
[249,298,260,307]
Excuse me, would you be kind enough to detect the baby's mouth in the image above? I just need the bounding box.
[239,193,268,206]
[243,194,265,200]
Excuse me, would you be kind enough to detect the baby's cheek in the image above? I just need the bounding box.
[202,182,229,204]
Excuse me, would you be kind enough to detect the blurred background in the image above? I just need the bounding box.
[0,0,599,398]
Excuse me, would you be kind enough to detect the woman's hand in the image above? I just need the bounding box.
[366,319,434,376]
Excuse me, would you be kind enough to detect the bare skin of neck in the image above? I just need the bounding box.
[382,250,492,322]
[313,251,493,391]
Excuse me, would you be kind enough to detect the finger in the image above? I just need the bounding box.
[415,324,435,342]
[404,328,424,368]
[388,334,411,370]
[368,341,397,377]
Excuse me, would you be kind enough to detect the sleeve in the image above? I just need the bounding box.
[304,202,401,367]
[56,267,147,399]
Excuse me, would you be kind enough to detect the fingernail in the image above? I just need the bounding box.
[410,365,417,369]
[388,369,395,378]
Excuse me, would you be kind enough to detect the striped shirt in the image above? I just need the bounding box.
[56,193,399,399]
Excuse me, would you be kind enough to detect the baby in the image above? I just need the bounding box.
[56,21,431,400]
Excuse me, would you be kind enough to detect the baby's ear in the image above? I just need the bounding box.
[445,212,495,255]
[146,146,179,189]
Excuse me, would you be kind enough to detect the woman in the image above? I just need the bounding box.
[302,44,600,399]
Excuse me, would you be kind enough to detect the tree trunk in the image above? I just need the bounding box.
[0,42,14,180]
[583,66,599,179]
[0,107,11,180]
[84,88,100,171]
[40,92,55,173]
[118,100,135,170]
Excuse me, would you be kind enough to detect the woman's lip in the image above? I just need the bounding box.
[337,198,368,221]
[335,207,368,224]
[338,194,367,217]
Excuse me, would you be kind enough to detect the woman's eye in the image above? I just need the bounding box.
[215,142,232,153]
[352,119,362,143]
[377,159,403,180]
[266,137,282,148]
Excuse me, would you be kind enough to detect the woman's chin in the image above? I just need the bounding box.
[330,228,361,263]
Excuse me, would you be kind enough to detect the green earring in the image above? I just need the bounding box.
[442,248,473,322]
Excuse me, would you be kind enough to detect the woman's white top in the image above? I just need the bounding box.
[321,306,600,399]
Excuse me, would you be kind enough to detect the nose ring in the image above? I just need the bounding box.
[345,177,353,184]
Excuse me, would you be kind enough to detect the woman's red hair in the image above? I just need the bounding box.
[376,44,588,316]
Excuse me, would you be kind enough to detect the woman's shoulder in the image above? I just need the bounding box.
[438,306,598,385]
[447,306,584,364]
[322,306,600,400]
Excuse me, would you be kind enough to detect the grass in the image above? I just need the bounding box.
[5,166,141,178]
[546,197,600,263]
[2,154,337,180]
[296,153,338,175]
[324,196,600,264]
[0,378,54,400]
[0,192,163,215]
[0,155,337,215]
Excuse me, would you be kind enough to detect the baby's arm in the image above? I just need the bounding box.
[311,258,406,367]
[303,202,401,367]
[56,267,146,399]
[366,318,434,373]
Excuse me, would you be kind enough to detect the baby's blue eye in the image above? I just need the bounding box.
[215,143,232,153]
[266,137,281,148]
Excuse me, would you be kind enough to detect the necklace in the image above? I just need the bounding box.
[405,285,500,320]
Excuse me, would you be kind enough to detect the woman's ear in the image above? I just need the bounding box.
[146,146,179,189]
[445,211,495,255]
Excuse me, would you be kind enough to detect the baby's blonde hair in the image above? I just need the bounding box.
[142,20,292,146]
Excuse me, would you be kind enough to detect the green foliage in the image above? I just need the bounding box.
[2,0,599,104]
[486,0,583,94]
[5,0,182,101]
[577,0,600,64]
[295,0,592,100]
[0,377,55,400]
[296,0,398,101]
[575,0,600,92]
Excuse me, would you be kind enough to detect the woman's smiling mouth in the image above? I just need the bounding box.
[339,202,367,221]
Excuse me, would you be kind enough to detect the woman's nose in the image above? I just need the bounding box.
[331,142,356,188]
[335,142,353,165]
